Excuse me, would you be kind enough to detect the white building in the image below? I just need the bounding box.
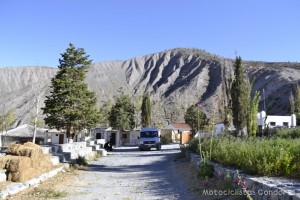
[257,111,296,134]
[213,111,296,136]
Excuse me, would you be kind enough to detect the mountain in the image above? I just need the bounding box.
[1,48,300,128]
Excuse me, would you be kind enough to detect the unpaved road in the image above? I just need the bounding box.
[13,144,202,200]
[60,144,199,200]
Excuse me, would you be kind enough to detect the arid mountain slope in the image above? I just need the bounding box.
[1,48,300,128]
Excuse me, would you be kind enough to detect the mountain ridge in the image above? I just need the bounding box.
[1,48,299,128]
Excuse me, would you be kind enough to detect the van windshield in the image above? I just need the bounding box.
[140,131,158,138]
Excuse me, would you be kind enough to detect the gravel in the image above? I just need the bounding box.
[59,143,199,200]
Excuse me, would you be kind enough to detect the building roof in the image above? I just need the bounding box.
[3,124,48,138]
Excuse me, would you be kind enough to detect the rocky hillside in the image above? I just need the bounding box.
[1,48,300,128]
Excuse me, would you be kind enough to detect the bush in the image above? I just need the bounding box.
[160,135,173,144]
[75,155,88,166]
[198,160,214,179]
[192,135,300,178]
[273,127,300,139]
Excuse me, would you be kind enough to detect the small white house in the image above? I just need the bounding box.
[50,129,67,144]
[90,127,122,147]
[50,129,85,144]
[257,111,296,133]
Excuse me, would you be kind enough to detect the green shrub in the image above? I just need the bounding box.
[274,128,300,139]
[161,135,173,144]
[198,160,214,179]
[195,135,300,178]
[187,137,200,153]
[75,155,88,166]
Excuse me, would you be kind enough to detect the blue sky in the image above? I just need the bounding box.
[0,0,299,67]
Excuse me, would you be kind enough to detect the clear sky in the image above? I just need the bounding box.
[0,0,299,67]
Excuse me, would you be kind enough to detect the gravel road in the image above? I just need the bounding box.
[58,143,199,200]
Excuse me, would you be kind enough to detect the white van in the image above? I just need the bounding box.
[138,127,161,151]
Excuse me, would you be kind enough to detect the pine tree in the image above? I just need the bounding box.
[43,43,100,140]
[108,93,135,132]
[231,56,248,136]
[141,93,151,127]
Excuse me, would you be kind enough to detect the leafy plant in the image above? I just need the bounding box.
[198,151,214,179]
[197,135,300,177]
[75,155,88,166]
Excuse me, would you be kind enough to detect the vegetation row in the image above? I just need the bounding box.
[188,129,300,178]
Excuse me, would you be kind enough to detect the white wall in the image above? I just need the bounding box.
[51,133,67,144]
[257,111,296,128]
[214,123,225,135]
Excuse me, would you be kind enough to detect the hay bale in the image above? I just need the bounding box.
[0,156,11,169]
[31,154,52,172]
[6,156,52,182]
[8,167,37,182]
[8,142,43,158]
[5,143,54,182]
[23,142,40,149]
[7,156,31,173]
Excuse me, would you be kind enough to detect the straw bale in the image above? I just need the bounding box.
[8,167,37,182]
[0,156,11,169]
[7,156,31,173]
[8,143,43,158]
[31,154,52,172]
[23,142,40,149]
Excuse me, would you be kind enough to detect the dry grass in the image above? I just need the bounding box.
[7,168,80,200]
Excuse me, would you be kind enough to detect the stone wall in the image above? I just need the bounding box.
[56,142,95,160]
[186,151,300,200]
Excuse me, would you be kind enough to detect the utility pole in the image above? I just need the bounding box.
[263,88,266,113]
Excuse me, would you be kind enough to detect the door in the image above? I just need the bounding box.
[111,132,116,145]
[59,134,64,144]
[96,133,101,139]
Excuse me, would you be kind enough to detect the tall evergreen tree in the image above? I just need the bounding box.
[141,93,151,127]
[43,43,100,140]
[231,56,248,136]
[108,93,135,132]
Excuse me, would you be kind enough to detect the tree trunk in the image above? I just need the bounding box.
[32,96,40,144]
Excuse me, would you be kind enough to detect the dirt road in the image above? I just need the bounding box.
[13,144,201,200]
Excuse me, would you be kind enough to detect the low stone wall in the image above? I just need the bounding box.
[59,142,86,152]
[55,142,96,160]
[186,151,300,200]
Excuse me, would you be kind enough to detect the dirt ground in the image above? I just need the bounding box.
[9,151,244,200]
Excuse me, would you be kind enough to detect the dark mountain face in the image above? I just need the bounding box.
[1,48,300,128]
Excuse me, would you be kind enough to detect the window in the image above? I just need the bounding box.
[270,122,276,126]
[140,131,158,138]
[283,122,289,127]
[122,134,127,139]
